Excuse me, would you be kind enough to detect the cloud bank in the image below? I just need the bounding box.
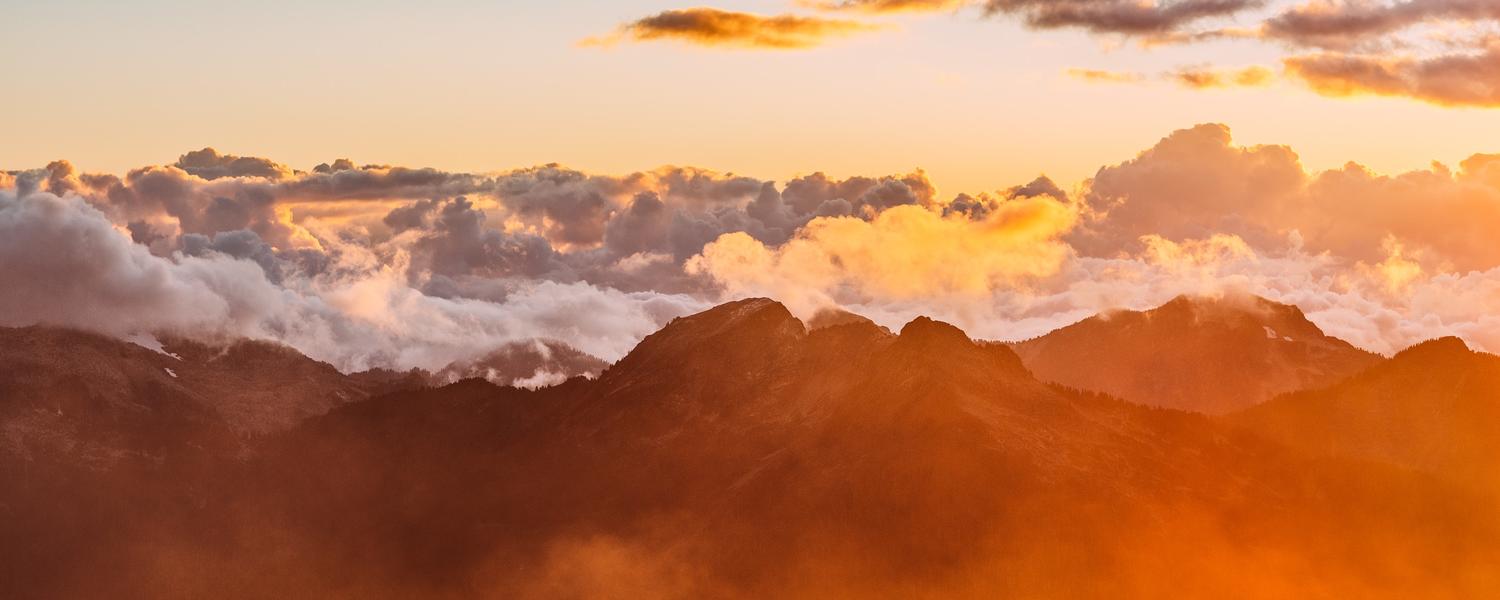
[6,123,1500,373]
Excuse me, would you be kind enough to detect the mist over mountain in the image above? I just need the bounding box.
[2,298,1496,599]
[1013,293,1382,415]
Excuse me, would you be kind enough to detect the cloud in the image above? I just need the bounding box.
[175,148,294,181]
[982,0,1262,35]
[1264,0,1500,50]
[1067,68,1147,83]
[1073,123,1500,272]
[1286,45,1500,107]
[812,0,1258,34]
[583,8,885,50]
[1241,0,1500,106]
[0,187,705,372]
[1068,66,1275,89]
[10,123,1500,369]
[802,0,967,13]
[1170,65,1275,88]
[686,198,1077,317]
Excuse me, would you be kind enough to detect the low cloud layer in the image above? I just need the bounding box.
[6,123,1500,373]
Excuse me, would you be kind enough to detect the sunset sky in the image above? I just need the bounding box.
[9,0,1500,194]
[6,0,1500,373]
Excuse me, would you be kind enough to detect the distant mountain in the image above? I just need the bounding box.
[1012,294,1381,414]
[434,339,607,387]
[1,304,1495,599]
[1231,337,1500,498]
[0,326,370,437]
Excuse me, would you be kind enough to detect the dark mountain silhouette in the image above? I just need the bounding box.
[1012,293,1381,414]
[1231,337,1500,498]
[0,326,369,437]
[0,302,1496,599]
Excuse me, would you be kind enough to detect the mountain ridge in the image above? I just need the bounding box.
[1012,293,1382,414]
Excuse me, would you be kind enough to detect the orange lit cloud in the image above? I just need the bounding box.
[582,8,885,50]
[1067,66,1273,89]
[686,198,1077,317]
[10,122,1500,367]
[1067,68,1146,83]
[1170,65,1275,89]
[802,0,967,13]
[1285,46,1500,107]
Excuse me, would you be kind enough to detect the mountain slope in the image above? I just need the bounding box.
[1231,337,1500,498]
[2,304,1497,599]
[189,300,1500,598]
[1012,294,1381,414]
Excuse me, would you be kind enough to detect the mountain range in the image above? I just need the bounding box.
[0,295,1496,599]
[1012,294,1381,414]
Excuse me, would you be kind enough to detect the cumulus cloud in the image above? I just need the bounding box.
[8,123,1500,370]
[175,148,294,181]
[0,187,704,372]
[686,198,1077,317]
[1074,123,1500,272]
[583,8,885,50]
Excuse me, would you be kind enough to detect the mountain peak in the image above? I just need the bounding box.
[808,307,883,332]
[898,316,971,346]
[605,297,804,380]
[1013,294,1380,414]
[1393,336,1473,362]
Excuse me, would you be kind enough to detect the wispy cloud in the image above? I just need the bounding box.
[1170,65,1275,89]
[1066,68,1146,84]
[1285,45,1500,107]
[582,8,886,50]
[1067,65,1275,89]
[801,0,967,14]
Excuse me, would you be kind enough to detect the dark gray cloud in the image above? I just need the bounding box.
[1265,0,1500,50]
[1286,45,1500,107]
[181,229,283,282]
[175,148,293,181]
[985,0,1261,35]
[402,197,569,286]
[812,0,1259,35]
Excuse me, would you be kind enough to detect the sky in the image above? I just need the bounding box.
[8,0,1500,194]
[6,0,1500,375]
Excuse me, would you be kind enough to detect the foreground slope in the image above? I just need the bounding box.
[2,302,1497,599]
[1012,294,1380,414]
[186,301,1500,598]
[1232,337,1500,498]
